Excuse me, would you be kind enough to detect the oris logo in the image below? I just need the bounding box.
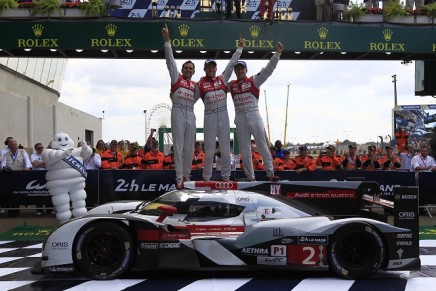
[399,212,415,219]
[214,182,234,189]
[52,242,69,248]
[26,180,47,190]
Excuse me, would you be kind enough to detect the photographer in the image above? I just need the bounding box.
[361,145,381,171]
[315,145,342,170]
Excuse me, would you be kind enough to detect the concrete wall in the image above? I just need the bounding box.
[0,64,101,153]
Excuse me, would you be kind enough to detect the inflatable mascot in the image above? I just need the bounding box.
[42,133,92,223]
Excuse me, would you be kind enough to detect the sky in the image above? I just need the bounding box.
[57,0,436,146]
[59,57,436,146]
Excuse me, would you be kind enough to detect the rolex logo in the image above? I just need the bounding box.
[249,25,260,38]
[383,29,393,42]
[317,27,328,40]
[178,24,189,37]
[105,24,117,37]
[32,24,44,38]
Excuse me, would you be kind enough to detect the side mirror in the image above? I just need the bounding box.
[156,205,177,222]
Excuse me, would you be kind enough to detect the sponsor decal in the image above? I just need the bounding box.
[303,27,342,51]
[298,236,328,245]
[241,248,268,255]
[380,184,400,196]
[161,232,190,240]
[257,256,287,265]
[140,243,158,249]
[49,266,74,272]
[397,248,404,259]
[397,241,412,246]
[281,238,294,244]
[273,228,284,237]
[215,182,235,189]
[187,225,245,233]
[398,212,415,220]
[398,194,418,200]
[397,233,413,239]
[170,24,205,48]
[236,196,250,203]
[159,242,181,249]
[90,24,133,48]
[51,242,69,248]
[17,24,59,48]
[270,184,281,196]
[369,29,406,52]
[287,190,356,199]
[11,180,50,197]
[271,245,286,257]
[288,245,326,266]
[115,179,176,192]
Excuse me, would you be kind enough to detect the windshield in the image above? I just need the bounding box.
[139,190,244,219]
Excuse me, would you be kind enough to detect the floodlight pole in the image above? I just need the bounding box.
[392,74,398,107]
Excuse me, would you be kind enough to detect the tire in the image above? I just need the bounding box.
[328,222,385,279]
[74,221,135,280]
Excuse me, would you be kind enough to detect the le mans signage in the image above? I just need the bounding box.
[1,20,435,53]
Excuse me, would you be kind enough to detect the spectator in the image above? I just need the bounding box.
[395,127,409,153]
[342,144,362,170]
[282,149,297,171]
[270,146,284,171]
[315,0,331,21]
[259,0,273,21]
[85,148,102,170]
[294,145,317,173]
[410,145,436,172]
[1,138,31,217]
[101,140,122,169]
[0,136,14,162]
[226,0,241,19]
[163,146,175,169]
[361,145,381,171]
[215,143,236,171]
[192,141,205,170]
[316,145,342,170]
[399,145,415,170]
[1,138,31,171]
[380,145,401,171]
[405,0,424,10]
[274,140,284,159]
[95,139,105,155]
[117,140,129,161]
[251,144,265,171]
[141,140,165,169]
[31,143,46,170]
[121,145,142,169]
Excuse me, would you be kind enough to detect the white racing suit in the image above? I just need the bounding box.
[164,42,198,183]
[228,52,281,180]
[196,48,243,181]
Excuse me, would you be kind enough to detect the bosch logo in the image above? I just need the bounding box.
[52,242,68,248]
[214,182,234,189]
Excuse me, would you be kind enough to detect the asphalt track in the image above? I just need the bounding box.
[1,239,436,291]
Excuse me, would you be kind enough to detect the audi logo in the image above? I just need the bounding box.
[214,182,234,189]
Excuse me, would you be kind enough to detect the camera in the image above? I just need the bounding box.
[322,151,327,155]
[151,129,156,133]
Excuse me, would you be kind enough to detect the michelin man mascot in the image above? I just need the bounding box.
[42,133,92,223]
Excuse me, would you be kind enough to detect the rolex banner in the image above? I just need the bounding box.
[1,20,435,55]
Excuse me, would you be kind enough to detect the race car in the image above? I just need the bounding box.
[32,180,420,280]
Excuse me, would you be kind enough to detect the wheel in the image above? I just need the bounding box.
[328,222,385,279]
[74,222,134,280]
